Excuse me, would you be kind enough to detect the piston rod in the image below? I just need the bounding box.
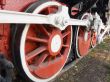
[0,10,50,24]
[0,6,91,30]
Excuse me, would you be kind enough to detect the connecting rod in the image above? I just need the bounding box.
[0,6,91,30]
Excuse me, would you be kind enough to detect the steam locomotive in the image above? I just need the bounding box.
[0,0,109,82]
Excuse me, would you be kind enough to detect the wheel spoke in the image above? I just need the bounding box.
[29,65,37,71]
[62,44,69,48]
[38,24,50,36]
[36,53,48,66]
[47,7,51,13]
[63,31,71,38]
[79,28,84,36]
[47,56,52,64]
[27,36,48,43]
[59,53,62,56]
[26,46,47,62]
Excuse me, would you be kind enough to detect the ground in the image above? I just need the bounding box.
[53,37,110,82]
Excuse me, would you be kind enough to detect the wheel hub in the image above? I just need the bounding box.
[48,30,62,56]
[51,35,61,53]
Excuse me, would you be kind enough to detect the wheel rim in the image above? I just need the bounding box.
[76,13,91,57]
[19,1,72,82]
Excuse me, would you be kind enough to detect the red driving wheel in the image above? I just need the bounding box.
[75,13,91,57]
[26,25,71,79]
[12,1,72,82]
[77,28,91,57]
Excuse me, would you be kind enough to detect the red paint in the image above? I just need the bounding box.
[0,24,11,59]
[72,7,79,16]
[0,0,38,59]
[0,0,6,9]
[78,28,91,56]
[0,0,6,5]
[77,14,92,56]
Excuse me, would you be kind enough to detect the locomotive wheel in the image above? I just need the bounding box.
[12,0,72,82]
[76,28,91,57]
[74,13,91,57]
[91,31,97,48]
